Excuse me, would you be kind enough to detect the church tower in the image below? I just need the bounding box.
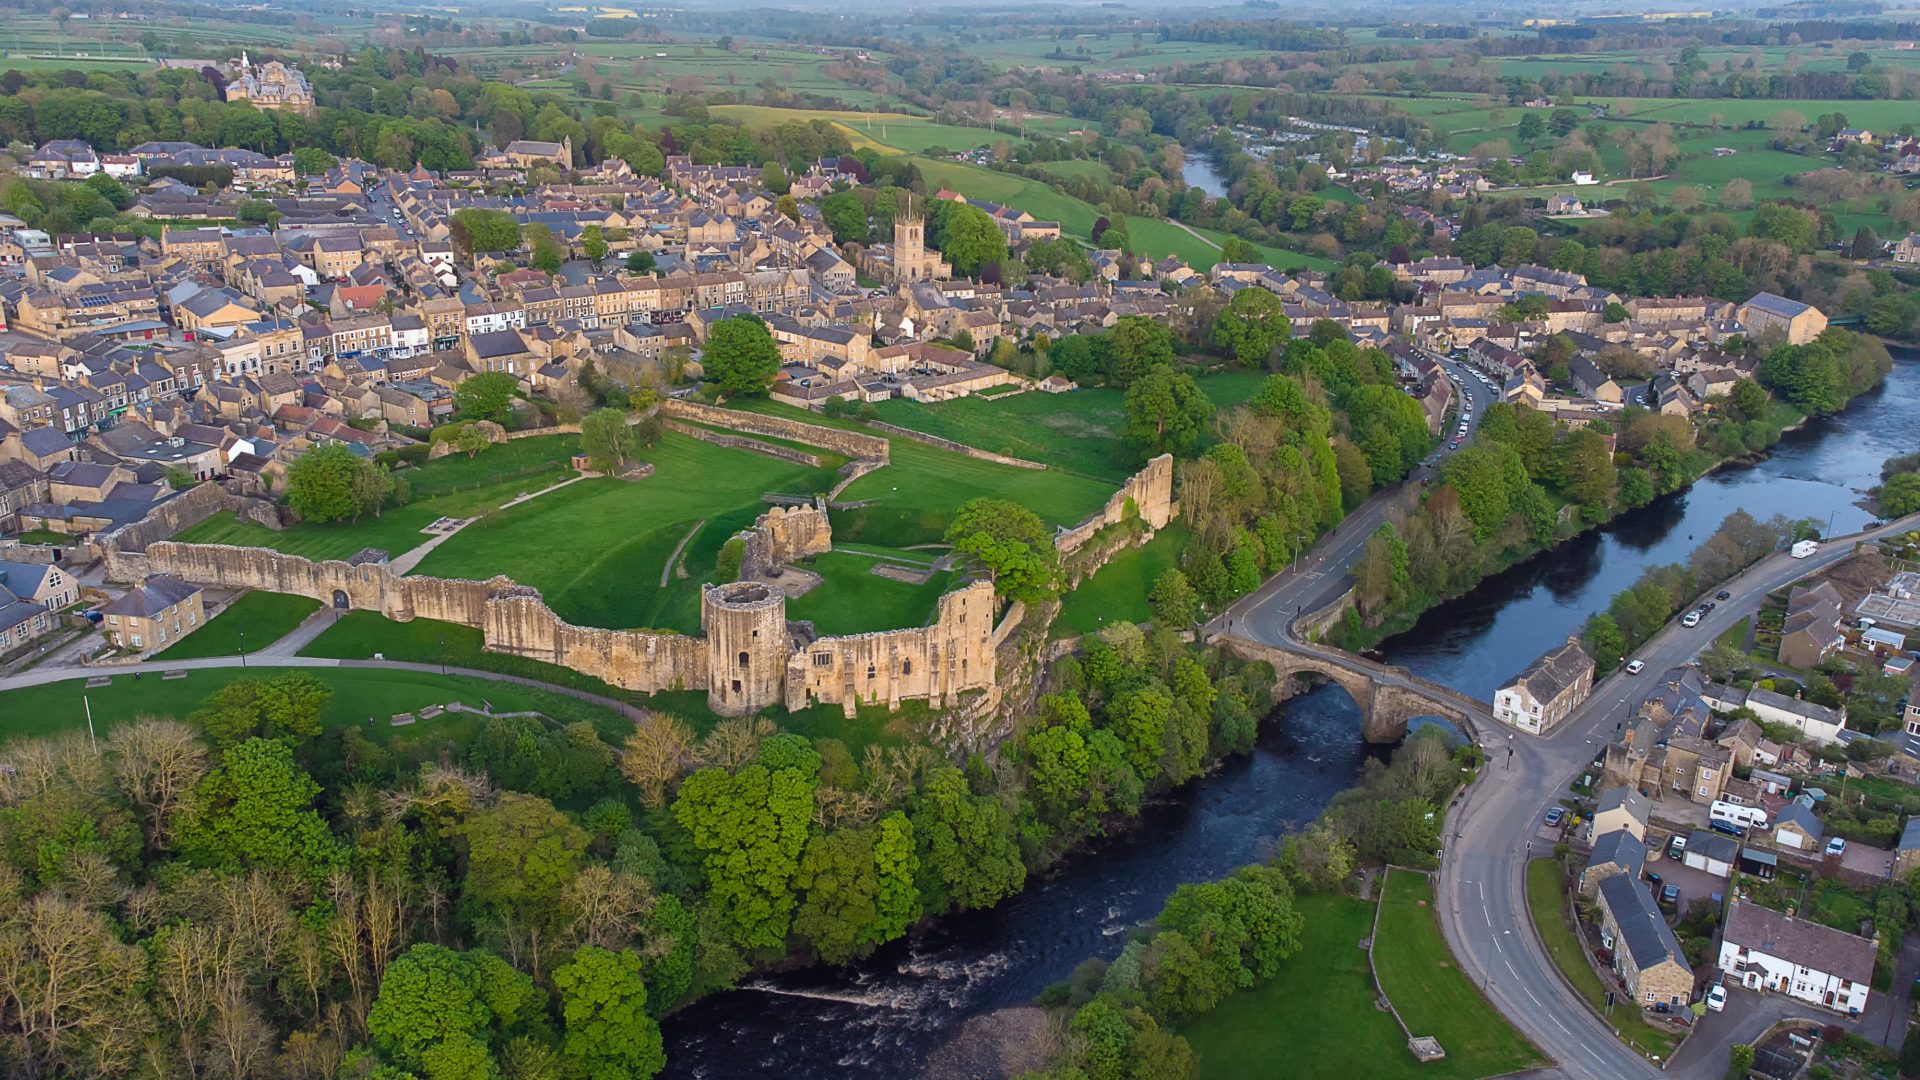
[894,204,925,279]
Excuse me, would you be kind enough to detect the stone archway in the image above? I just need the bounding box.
[331,589,349,609]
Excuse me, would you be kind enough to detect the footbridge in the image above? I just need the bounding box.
[1209,631,1494,744]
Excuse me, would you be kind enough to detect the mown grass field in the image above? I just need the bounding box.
[784,551,953,635]
[707,105,1016,157]
[155,590,320,660]
[0,666,628,746]
[731,398,1117,546]
[963,35,1264,74]
[1373,870,1543,1075]
[174,436,582,562]
[1183,885,1533,1079]
[1053,525,1189,638]
[412,430,839,634]
[872,389,1133,481]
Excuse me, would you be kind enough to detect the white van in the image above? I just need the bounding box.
[1710,800,1768,830]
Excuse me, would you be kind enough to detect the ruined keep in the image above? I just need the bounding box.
[702,581,790,714]
[740,499,833,580]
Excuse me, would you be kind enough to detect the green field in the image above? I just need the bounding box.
[732,399,1117,547]
[872,389,1132,481]
[0,665,629,747]
[175,436,582,562]
[910,157,1335,271]
[784,551,953,635]
[1373,871,1543,1075]
[1184,888,1530,1079]
[1525,858,1680,1060]
[1053,526,1189,638]
[708,105,1024,156]
[154,590,320,660]
[411,430,838,634]
[963,35,1264,75]
[450,41,897,110]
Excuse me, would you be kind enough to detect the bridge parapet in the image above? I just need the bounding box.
[1214,633,1489,744]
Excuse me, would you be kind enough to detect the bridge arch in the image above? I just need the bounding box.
[1215,636,1485,745]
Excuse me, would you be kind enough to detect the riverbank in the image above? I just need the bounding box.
[1332,350,1901,655]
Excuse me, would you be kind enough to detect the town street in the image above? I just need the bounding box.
[1224,491,1920,1078]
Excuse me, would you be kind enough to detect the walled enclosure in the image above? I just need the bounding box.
[741,500,833,580]
[660,398,889,463]
[126,540,997,718]
[1055,454,1177,554]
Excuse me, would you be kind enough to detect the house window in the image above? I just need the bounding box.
[130,635,141,647]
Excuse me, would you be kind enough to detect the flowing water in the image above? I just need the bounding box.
[661,350,1919,1078]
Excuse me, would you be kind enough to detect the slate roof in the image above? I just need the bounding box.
[1506,639,1593,706]
[1686,829,1740,864]
[1598,875,1689,976]
[1724,900,1875,985]
[1744,291,1814,319]
[1595,786,1651,826]
[1772,801,1823,841]
[1587,829,1646,877]
[101,575,200,617]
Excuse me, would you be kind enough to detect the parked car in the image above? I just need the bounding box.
[1669,835,1687,859]
[1710,820,1745,838]
[1716,590,1731,601]
[1645,871,1662,887]
[1544,807,1565,827]
[1625,659,1645,675]
[1827,836,1847,857]
[1706,985,1727,1012]
[1682,611,1702,628]
[1660,883,1681,906]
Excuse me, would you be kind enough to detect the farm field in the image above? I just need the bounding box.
[154,590,321,660]
[457,41,896,109]
[964,36,1265,74]
[411,430,839,634]
[0,665,629,747]
[709,105,1021,155]
[911,157,1334,270]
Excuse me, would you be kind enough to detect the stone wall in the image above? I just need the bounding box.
[100,482,283,557]
[664,420,825,468]
[741,499,832,579]
[1054,454,1177,555]
[784,579,999,716]
[135,537,997,718]
[662,399,888,463]
[864,421,1047,471]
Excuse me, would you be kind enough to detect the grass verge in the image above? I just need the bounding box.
[1525,858,1681,1061]
[154,591,321,660]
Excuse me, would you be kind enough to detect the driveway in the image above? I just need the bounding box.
[1668,985,1830,1074]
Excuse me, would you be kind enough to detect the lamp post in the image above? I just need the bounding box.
[238,624,247,668]
[439,635,447,675]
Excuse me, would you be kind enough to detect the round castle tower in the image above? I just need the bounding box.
[701,581,788,715]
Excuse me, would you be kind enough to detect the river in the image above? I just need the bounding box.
[660,349,1919,1078]
[1181,151,1230,195]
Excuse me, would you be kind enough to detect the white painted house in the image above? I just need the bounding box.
[1719,900,1875,1016]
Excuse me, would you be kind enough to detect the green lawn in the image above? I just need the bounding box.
[1525,858,1680,1061]
[6,528,70,545]
[411,430,839,634]
[872,389,1133,481]
[1373,870,1543,1075]
[1054,526,1189,638]
[731,399,1115,547]
[174,435,582,562]
[1185,892,1515,1079]
[154,591,320,660]
[784,551,952,635]
[0,666,630,748]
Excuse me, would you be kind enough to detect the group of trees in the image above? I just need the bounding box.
[284,442,407,524]
[1877,452,1920,519]
[1581,508,1803,672]
[1757,328,1894,417]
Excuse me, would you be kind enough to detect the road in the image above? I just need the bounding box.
[1218,456,1920,1080]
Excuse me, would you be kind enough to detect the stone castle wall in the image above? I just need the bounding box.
[864,420,1047,471]
[101,483,283,556]
[741,500,833,579]
[663,420,826,468]
[1054,453,1177,555]
[662,399,889,463]
[130,538,997,717]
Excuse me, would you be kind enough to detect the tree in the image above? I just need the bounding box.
[1210,287,1290,367]
[1719,177,1753,209]
[1582,612,1628,671]
[625,249,655,274]
[1148,569,1199,626]
[620,713,697,807]
[456,371,520,426]
[792,814,919,964]
[552,947,666,1080]
[1729,1042,1755,1078]
[177,738,344,881]
[672,759,817,952]
[1100,316,1176,387]
[581,408,634,473]
[451,207,522,254]
[292,146,337,176]
[1729,377,1769,421]
[944,497,1059,602]
[1878,472,1920,517]
[820,189,867,243]
[703,315,782,396]
[1122,366,1214,457]
[760,161,789,194]
[581,225,609,265]
[527,225,565,274]
[453,423,492,459]
[1516,112,1546,145]
[932,202,1008,277]
[285,442,392,524]
[367,944,536,1077]
[911,766,1025,913]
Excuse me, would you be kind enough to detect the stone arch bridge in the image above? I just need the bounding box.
[1212,633,1494,744]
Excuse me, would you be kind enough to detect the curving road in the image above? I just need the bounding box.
[1218,470,1920,1079]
